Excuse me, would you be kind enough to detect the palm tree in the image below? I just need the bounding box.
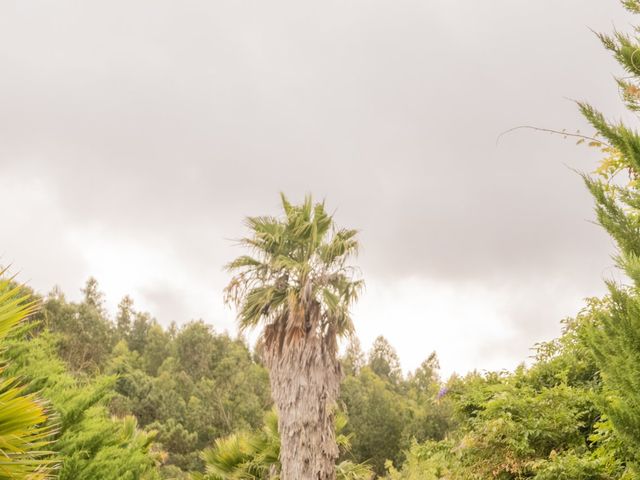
[225,194,363,480]
[0,273,57,478]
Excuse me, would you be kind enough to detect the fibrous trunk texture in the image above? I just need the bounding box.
[266,329,340,480]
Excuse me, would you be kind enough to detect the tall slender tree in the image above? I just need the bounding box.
[580,0,640,469]
[367,336,402,385]
[225,194,363,480]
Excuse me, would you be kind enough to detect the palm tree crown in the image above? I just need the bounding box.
[225,194,363,356]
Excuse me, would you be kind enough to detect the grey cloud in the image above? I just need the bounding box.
[139,283,194,325]
[0,0,634,368]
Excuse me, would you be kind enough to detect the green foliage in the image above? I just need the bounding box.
[199,410,280,480]
[367,336,402,386]
[41,280,115,373]
[0,277,56,479]
[116,295,135,340]
[27,280,273,476]
[225,193,363,344]
[108,323,271,472]
[458,382,598,477]
[339,340,454,476]
[341,338,365,377]
[531,451,617,480]
[341,368,406,475]
[385,440,456,480]
[5,331,160,479]
[175,321,218,380]
[198,410,373,480]
[580,289,640,467]
[386,318,626,479]
[576,1,640,471]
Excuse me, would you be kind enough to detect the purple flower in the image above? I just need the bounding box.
[437,387,448,399]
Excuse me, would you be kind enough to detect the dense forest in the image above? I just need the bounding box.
[2,265,637,479]
[4,275,450,478]
[1,179,638,477]
[5,0,640,478]
[5,175,640,479]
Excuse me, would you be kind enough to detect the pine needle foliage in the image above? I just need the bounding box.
[579,0,640,469]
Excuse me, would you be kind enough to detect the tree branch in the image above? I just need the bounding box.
[496,125,611,148]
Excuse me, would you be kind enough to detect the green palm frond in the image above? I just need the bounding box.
[225,194,363,348]
[199,410,372,480]
[0,283,38,343]
[335,461,374,480]
[0,273,57,478]
[201,432,258,479]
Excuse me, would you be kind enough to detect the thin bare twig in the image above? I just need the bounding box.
[496,125,611,148]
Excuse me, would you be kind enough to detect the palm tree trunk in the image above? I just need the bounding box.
[266,331,341,480]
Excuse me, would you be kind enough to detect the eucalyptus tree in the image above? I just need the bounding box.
[225,194,363,480]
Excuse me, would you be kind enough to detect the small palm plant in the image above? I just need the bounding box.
[0,273,56,478]
[197,410,373,480]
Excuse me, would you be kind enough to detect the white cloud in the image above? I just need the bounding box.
[352,275,599,378]
[66,226,235,330]
[0,0,628,377]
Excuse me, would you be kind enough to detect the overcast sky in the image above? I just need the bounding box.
[1,0,635,377]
